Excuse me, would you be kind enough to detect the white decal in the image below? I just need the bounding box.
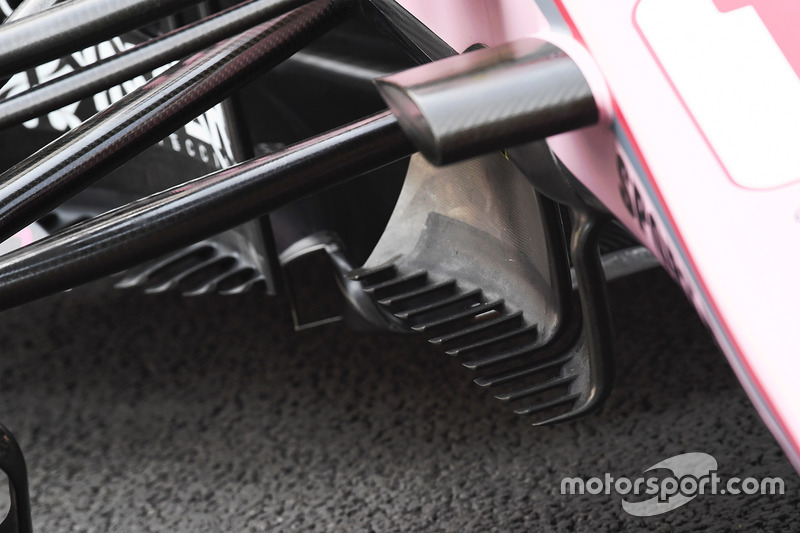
[185,106,235,168]
[0,32,234,169]
[636,0,800,189]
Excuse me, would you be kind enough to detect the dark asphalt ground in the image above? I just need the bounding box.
[1,268,797,532]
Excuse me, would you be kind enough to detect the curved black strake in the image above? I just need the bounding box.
[346,193,615,426]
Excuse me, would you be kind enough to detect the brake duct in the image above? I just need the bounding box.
[0,23,613,424]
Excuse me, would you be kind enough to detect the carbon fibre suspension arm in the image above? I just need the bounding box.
[0,0,209,77]
[0,0,312,130]
[0,0,352,244]
[0,21,606,318]
[0,111,413,311]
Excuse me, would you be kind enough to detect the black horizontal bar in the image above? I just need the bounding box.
[0,0,353,244]
[0,0,207,77]
[0,0,312,130]
[0,111,413,311]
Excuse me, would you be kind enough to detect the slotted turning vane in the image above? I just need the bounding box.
[344,153,615,425]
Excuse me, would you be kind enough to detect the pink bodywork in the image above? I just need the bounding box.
[397,0,800,470]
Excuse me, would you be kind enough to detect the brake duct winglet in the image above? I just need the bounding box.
[346,38,615,424]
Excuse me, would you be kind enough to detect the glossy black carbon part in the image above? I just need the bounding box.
[0,0,312,130]
[0,0,208,77]
[0,423,32,533]
[0,0,353,244]
[375,38,598,165]
[0,111,413,311]
[560,209,615,422]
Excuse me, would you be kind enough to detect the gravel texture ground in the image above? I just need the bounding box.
[1,268,797,532]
